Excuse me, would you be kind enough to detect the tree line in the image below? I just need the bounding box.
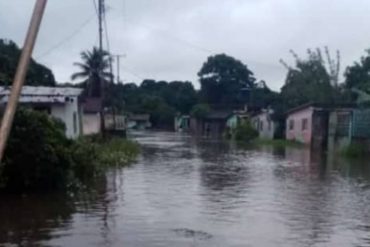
[2,38,370,129]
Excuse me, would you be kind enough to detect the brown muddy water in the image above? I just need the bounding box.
[1,131,370,247]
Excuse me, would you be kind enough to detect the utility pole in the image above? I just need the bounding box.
[112,54,126,83]
[98,0,104,52]
[0,0,48,163]
[98,0,106,135]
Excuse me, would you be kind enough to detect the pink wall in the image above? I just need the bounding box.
[286,107,313,144]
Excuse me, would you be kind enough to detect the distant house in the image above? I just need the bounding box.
[105,114,126,132]
[327,107,370,152]
[175,115,190,132]
[190,111,234,138]
[285,103,355,149]
[82,97,102,135]
[127,114,151,130]
[0,86,83,139]
[252,109,276,139]
[286,103,329,147]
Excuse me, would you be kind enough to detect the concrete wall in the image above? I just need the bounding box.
[328,109,352,152]
[252,112,275,139]
[286,107,313,144]
[51,96,81,139]
[226,115,238,129]
[83,113,101,135]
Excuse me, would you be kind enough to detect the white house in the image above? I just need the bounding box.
[82,97,102,135]
[0,86,83,139]
[252,109,276,140]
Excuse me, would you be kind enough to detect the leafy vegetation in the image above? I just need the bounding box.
[0,109,139,193]
[341,143,369,158]
[234,121,259,142]
[190,104,210,119]
[0,39,56,86]
[71,47,112,97]
[279,49,343,111]
[198,54,256,106]
[106,79,198,128]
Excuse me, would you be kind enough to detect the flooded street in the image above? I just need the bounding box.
[2,131,370,246]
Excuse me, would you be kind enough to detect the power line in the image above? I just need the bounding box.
[103,7,111,53]
[92,0,99,18]
[36,14,96,59]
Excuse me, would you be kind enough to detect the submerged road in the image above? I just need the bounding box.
[1,131,370,246]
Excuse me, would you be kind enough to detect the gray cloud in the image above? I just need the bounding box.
[1,0,370,91]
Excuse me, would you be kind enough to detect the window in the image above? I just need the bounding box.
[289,119,294,130]
[73,112,77,134]
[268,119,271,131]
[260,121,264,131]
[302,118,308,130]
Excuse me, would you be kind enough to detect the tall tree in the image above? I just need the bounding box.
[71,47,112,97]
[345,49,370,93]
[343,49,370,104]
[280,49,339,109]
[0,39,56,86]
[198,54,256,107]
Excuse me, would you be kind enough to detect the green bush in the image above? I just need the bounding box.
[98,138,140,167]
[341,143,368,158]
[234,121,259,142]
[70,138,102,184]
[190,104,210,119]
[0,109,140,193]
[0,109,74,192]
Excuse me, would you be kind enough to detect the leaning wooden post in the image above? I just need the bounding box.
[0,0,48,163]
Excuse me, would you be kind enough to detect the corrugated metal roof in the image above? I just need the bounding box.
[129,114,150,121]
[0,86,83,96]
[205,111,233,120]
[0,86,83,104]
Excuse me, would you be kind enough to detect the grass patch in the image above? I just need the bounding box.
[76,134,140,168]
[97,138,140,167]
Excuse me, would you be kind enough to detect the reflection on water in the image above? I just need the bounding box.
[1,131,370,246]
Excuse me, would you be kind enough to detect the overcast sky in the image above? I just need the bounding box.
[1,0,370,91]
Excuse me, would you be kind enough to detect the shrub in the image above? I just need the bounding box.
[98,138,140,167]
[234,121,259,142]
[0,109,140,193]
[70,138,102,184]
[0,109,74,192]
[190,104,210,119]
[341,143,368,158]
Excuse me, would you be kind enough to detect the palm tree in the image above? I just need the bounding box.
[71,47,112,97]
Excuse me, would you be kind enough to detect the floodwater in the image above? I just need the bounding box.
[1,132,370,247]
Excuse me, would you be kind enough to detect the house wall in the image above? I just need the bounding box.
[252,112,275,139]
[51,96,81,139]
[190,118,203,136]
[175,116,190,132]
[226,115,238,129]
[105,114,126,130]
[83,113,101,135]
[286,107,313,144]
[205,120,226,139]
[327,110,352,152]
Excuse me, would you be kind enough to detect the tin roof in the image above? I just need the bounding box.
[286,102,356,115]
[205,111,233,120]
[129,114,150,121]
[0,86,83,104]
